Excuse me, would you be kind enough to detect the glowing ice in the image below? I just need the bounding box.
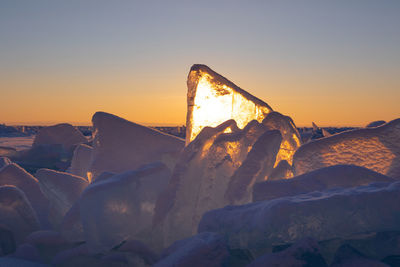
[186,64,273,144]
[154,120,281,247]
[262,111,301,167]
[68,144,93,181]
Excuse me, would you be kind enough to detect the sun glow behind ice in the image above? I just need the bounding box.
[187,71,271,143]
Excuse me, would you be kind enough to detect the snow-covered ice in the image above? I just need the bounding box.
[253,164,395,202]
[199,181,400,255]
[293,118,400,179]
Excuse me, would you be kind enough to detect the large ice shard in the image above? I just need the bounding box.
[80,162,171,253]
[32,123,87,152]
[186,64,273,144]
[35,169,88,226]
[199,181,400,255]
[154,120,281,247]
[0,163,49,228]
[0,186,40,243]
[67,144,92,181]
[262,111,301,167]
[88,112,184,179]
[293,118,400,179]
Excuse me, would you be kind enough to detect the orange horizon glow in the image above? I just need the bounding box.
[1,2,399,129]
[1,64,399,129]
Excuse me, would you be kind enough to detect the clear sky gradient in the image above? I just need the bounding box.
[1,0,399,126]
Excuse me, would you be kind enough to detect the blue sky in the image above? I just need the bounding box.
[1,0,399,126]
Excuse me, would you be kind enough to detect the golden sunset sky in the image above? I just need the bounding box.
[1,1,399,127]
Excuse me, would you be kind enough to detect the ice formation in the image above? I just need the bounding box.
[0,186,40,243]
[366,120,386,128]
[80,162,171,253]
[32,123,86,151]
[248,238,326,267]
[0,156,11,170]
[293,118,400,178]
[154,232,229,267]
[261,111,301,167]
[154,120,281,247]
[88,112,184,179]
[253,164,394,202]
[67,144,92,181]
[35,169,88,226]
[0,163,49,227]
[268,160,293,180]
[0,146,16,157]
[59,201,84,243]
[330,244,388,267]
[199,181,400,254]
[186,64,273,144]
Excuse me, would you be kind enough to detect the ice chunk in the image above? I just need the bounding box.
[67,144,92,181]
[322,128,331,137]
[0,164,49,227]
[199,181,400,255]
[186,64,273,144]
[330,244,388,267]
[116,240,158,265]
[0,257,48,267]
[80,162,171,253]
[293,118,400,179]
[224,130,282,204]
[366,120,386,128]
[154,232,229,267]
[154,120,281,247]
[0,156,11,170]
[32,123,86,152]
[12,243,41,263]
[0,186,40,243]
[253,165,395,202]
[35,169,88,226]
[59,202,84,243]
[0,224,16,255]
[262,111,301,167]
[248,238,327,267]
[89,112,184,179]
[268,160,293,180]
[0,146,17,157]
